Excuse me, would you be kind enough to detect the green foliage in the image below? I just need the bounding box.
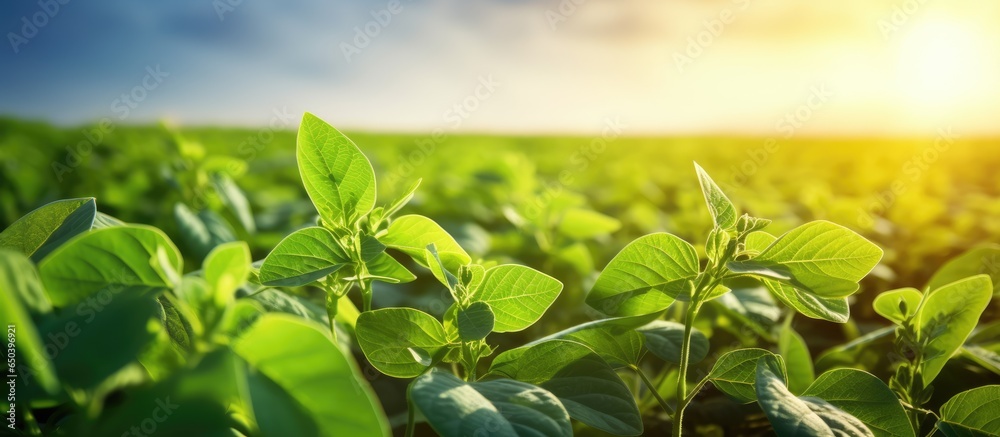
[469,264,562,332]
[489,340,643,435]
[586,233,698,316]
[411,369,572,437]
[297,112,377,227]
[0,197,95,261]
[38,225,183,306]
[936,385,1000,437]
[755,355,874,437]
[356,308,451,378]
[2,115,996,437]
[258,227,349,286]
[233,314,390,436]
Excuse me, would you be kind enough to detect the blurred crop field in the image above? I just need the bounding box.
[4,118,998,349]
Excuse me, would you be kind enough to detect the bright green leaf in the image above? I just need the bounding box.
[471,265,562,332]
[694,162,738,229]
[587,233,698,317]
[381,214,470,272]
[0,198,96,262]
[457,301,494,341]
[356,308,450,378]
[556,208,621,240]
[424,244,458,292]
[763,279,851,323]
[38,225,183,307]
[936,385,1000,437]
[204,241,251,307]
[927,245,1000,296]
[730,221,883,298]
[382,178,422,219]
[234,314,389,436]
[365,252,416,284]
[297,112,377,227]
[872,288,922,325]
[803,369,914,437]
[914,275,993,383]
[258,227,349,287]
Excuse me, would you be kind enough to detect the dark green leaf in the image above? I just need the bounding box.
[411,369,572,437]
[490,340,642,435]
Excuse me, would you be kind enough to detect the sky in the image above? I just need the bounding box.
[2,0,999,136]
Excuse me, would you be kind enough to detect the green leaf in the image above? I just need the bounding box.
[738,232,839,323]
[457,301,494,341]
[470,265,563,332]
[872,288,922,324]
[521,313,661,368]
[424,244,458,292]
[297,112,377,227]
[779,323,815,394]
[0,197,96,262]
[914,275,993,383]
[365,252,416,284]
[157,294,197,355]
[173,203,235,259]
[38,293,161,391]
[38,225,183,307]
[707,348,778,403]
[556,208,621,240]
[381,215,471,272]
[490,340,643,435]
[637,320,709,365]
[356,308,450,378]
[755,355,873,437]
[730,221,883,298]
[234,314,389,436]
[382,178,422,219]
[763,278,851,323]
[211,173,256,233]
[0,250,58,394]
[91,212,125,229]
[83,349,239,436]
[411,369,572,437]
[927,244,1000,296]
[587,233,698,317]
[803,369,914,437]
[937,385,1000,437]
[694,162,737,229]
[248,288,328,327]
[360,235,386,262]
[203,241,251,307]
[258,227,350,287]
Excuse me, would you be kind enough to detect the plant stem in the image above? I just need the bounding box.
[672,300,702,437]
[634,366,674,415]
[405,380,416,437]
[325,293,339,342]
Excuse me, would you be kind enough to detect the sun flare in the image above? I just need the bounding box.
[896,20,988,112]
